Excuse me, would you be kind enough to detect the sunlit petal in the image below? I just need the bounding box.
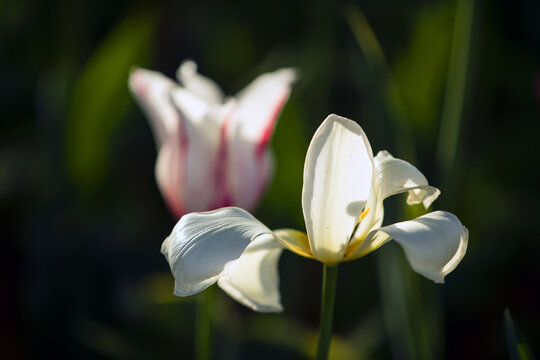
[374,150,440,208]
[225,68,297,211]
[128,68,180,148]
[176,60,224,105]
[302,114,374,264]
[354,211,468,282]
[161,207,278,301]
[217,235,283,312]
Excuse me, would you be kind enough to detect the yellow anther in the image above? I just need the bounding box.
[346,208,372,260]
[355,207,371,226]
[360,207,370,219]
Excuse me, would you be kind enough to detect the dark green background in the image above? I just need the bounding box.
[1,0,539,358]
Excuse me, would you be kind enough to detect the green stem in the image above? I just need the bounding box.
[194,285,215,360]
[316,264,339,360]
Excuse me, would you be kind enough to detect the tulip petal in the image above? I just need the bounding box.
[217,235,283,312]
[161,207,284,311]
[374,150,440,208]
[273,229,313,259]
[302,114,374,264]
[225,68,297,211]
[352,211,468,283]
[233,68,297,143]
[155,139,186,218]
[129,68,189,217]
[176,60,224,105]
[166,88,223,213]
[128,68,179,148]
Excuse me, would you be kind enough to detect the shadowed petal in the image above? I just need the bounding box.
[302,114,374,264]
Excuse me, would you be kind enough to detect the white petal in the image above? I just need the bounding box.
[167,88,223,213]
[364,211,468,283]
[374,150,440,208]
[155,139,186,218]
[225,68,296,210]
[129,68,180,148]
[232,68,297,141]
[176,60,224,104]
[302,114,374,264]
[225,139,275,212]
[161,207,282,309]
[129,68,190,217]
[218,235,283,312]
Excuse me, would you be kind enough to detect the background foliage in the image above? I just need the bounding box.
[1,0,539,358]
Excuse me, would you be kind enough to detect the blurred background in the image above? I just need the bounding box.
[1,0,539,358]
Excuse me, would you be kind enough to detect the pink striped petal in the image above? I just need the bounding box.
[225,68,297,210]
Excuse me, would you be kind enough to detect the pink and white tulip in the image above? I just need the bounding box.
[129,61,297,218]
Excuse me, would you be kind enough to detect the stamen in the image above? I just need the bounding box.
[346,208,372,259]
[355,207,371,226]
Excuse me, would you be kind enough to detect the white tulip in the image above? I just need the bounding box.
[161,114,468,312]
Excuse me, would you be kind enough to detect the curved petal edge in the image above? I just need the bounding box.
[302,114,374,264]
[374,211,468,283]
[160,207,277,301]
[374,150,440,209]
[217,235,284,312]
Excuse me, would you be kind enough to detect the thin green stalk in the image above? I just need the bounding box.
[345,5,417,161]
[437,0,475,185]
[316,264,339,360]
[194,285,215,360]
[504,309,535,360]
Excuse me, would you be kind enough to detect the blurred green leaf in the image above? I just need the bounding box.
[75,318,139,360]
[258,98,308,228]
[345,4,416,160]
[393,1,454,137]
[348,4,463,360]
[344,5,386,74]
[504,309,536,360]
[229,312,382,360]
[436,0,475,198]
[66,8,156,192]
[138,272,195,305]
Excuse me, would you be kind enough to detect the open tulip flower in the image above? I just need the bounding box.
[161,114,468,313]
[129,61,297,218]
